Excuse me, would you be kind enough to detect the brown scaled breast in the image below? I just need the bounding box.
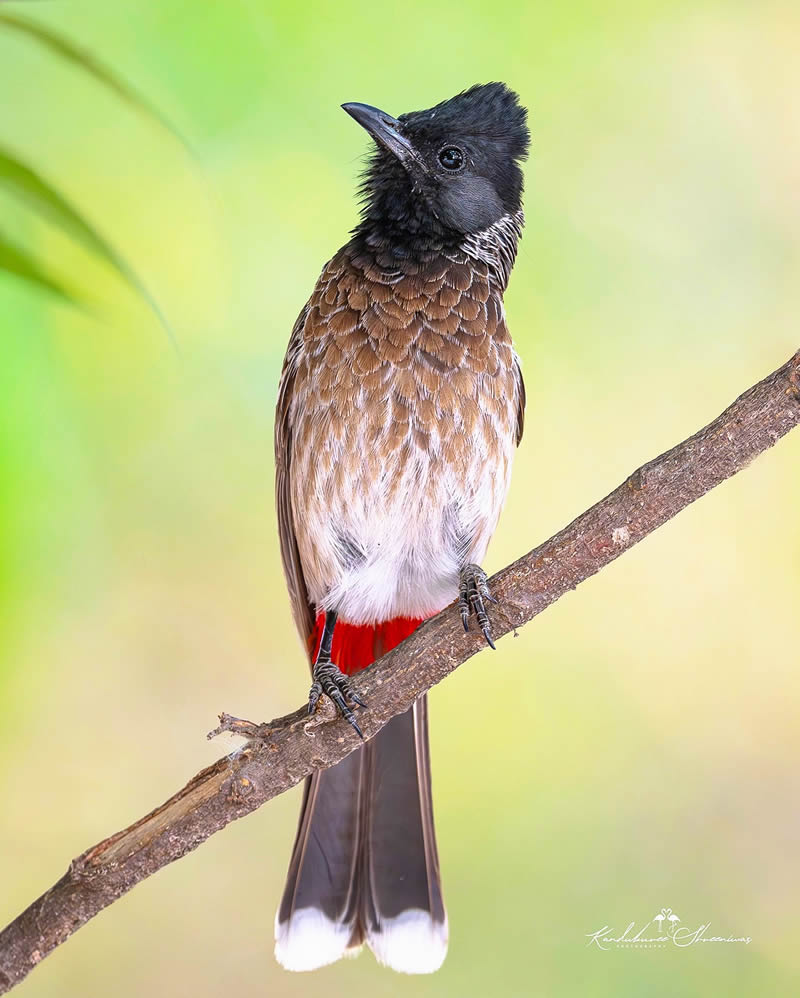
[289,243,521,479]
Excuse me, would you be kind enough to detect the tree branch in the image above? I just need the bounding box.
[1,350,799,993]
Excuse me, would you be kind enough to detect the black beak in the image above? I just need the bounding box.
[341,102,421,168]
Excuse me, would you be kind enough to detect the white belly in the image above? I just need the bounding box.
[293,402,515,625]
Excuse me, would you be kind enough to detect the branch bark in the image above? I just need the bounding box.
[1,350,799,993]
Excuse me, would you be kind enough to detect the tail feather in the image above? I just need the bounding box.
[364,699,447,972]
[275,618,448,974]
[277,754,363,923]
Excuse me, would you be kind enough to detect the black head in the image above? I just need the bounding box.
[344,83,529,247]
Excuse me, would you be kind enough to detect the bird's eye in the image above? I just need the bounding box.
[438,146,464,172]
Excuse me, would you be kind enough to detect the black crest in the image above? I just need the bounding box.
[345,83,530,250]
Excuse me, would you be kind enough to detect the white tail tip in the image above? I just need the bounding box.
[275,907,448,974]
[274,908,354,972]
[367,909,449,974]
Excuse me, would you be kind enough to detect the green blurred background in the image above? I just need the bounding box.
[1,1,799,995]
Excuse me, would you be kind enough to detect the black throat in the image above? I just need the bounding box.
[350,205,524,291]
[352,195,464,262]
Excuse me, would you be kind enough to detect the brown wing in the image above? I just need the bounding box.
[513,351,526,445]
[275,303,315,646]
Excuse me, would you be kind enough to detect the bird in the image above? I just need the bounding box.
[273,82,529,974]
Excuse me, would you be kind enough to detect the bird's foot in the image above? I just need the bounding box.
[309,655,365,739]
[459,563,497,649]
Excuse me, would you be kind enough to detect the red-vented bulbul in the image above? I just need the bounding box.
[274,82,529,973]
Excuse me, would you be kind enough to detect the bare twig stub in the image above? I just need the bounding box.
[1,350,798,994]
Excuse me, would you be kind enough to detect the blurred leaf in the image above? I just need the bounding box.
[0,147,175,345]
[0,9,192,153]
[0,230,78,303]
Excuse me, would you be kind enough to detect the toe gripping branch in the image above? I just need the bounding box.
[308,610,366,738]
[459,563,497,650]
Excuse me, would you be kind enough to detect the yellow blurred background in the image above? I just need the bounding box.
[1,1,799,995]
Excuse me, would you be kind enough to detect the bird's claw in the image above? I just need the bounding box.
[459,563,496,649]
[308,658,365,738]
